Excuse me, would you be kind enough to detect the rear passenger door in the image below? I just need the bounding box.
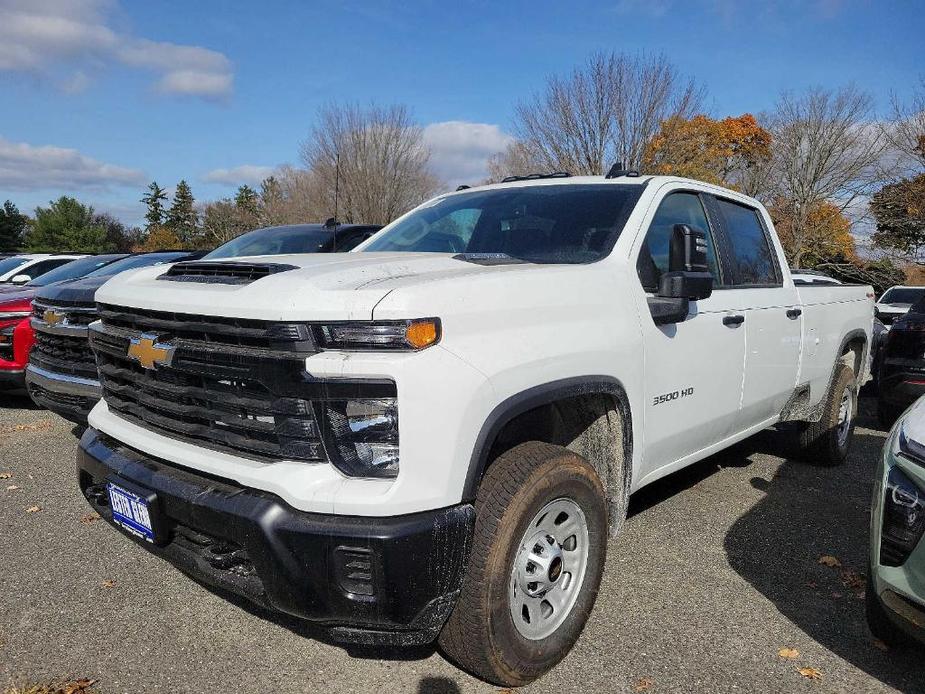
[706,196,801,430]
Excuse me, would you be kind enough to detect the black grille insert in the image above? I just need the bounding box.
[31,331,98,378]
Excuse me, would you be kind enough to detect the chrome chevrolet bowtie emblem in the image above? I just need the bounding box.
[43,309,65,325]
[127,334,175,370]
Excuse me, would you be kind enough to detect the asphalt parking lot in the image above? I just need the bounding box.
[2,392,924,694]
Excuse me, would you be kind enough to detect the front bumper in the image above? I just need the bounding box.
[870,425,925,645]
[77,427,475,645]
[26,364,100,425]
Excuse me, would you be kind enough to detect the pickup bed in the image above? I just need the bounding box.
[76,174,873,686]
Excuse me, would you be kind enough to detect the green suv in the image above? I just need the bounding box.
[868,397,925,646]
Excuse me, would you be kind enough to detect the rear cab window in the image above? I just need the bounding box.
[713,198,781,287]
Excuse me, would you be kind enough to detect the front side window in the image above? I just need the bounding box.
[716,199,779,286]
[637,192,720,292]
[363,185,640,264]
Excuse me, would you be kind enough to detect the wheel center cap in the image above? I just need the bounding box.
[516,530,565,597]
[548,556,563,582]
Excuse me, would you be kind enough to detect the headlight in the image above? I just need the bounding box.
[880,464,925,566]
[321,397,399,479]
[317,318,440,351]
[898,425,925,465]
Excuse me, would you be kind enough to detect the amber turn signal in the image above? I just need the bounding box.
[405,319,440,349]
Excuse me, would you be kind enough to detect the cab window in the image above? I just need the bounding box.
[715,199,780,286]
[637,192,720,292]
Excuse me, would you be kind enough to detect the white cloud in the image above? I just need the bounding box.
[422,121,514,187]
[0,0,233,100]
[0,135,146,191]
[203,165,275,186]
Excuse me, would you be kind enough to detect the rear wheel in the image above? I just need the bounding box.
[438,442,607,687]
[798,363,856,466]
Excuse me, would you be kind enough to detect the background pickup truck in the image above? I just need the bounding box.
[75,173,873,687]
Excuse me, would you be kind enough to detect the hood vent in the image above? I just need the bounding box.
[158,261,297,285]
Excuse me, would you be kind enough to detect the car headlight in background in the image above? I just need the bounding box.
[322,397,399,478]
[880,462,925,567]
[0,304,31,362]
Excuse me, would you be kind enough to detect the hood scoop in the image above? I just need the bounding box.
[157,261,298,285]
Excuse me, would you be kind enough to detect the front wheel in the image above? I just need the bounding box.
[438,442,607,686]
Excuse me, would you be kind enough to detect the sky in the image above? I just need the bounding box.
[0,0,922,227]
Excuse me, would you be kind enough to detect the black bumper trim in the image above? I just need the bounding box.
[77,427,474,643]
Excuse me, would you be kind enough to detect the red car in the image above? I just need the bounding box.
[0,294,34,390]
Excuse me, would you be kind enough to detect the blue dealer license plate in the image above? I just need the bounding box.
[108,483,155,542]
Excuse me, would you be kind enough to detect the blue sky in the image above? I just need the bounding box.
[0,0,922,226]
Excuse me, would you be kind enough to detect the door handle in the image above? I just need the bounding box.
[723,314,745,327]
[787,308,802,319]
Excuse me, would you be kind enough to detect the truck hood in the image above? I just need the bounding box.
[93,252,540,321]
[34,275,111,305]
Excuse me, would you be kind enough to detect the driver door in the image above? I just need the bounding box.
[634,190,747,479]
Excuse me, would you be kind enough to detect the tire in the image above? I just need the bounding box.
[866,573,912,647]
[438,442,608,687]
[798,363,856,466]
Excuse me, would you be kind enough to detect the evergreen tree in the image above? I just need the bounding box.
[24,197,113,253]
[166,179,198,244]
[0,200,28,252]
[141,181,168,231]
[235,184,260,231]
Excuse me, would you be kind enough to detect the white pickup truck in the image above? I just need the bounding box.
[77,173,873,686]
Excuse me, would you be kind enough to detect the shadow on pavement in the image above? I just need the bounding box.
[187,574,439,663]
[0,391,38,411]
[723,396,925,693]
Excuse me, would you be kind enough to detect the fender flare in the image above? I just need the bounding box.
[461,376,634,501]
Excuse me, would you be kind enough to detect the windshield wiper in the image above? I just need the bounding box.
[452,253,531,266]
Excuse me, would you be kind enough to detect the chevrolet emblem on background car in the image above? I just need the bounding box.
[127,334,175,370]
[43,309,65,326]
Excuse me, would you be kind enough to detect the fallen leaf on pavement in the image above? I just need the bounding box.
[7,484,19,491]
[873,638,889,651]
[841,568,866,595]
[805,581,818,589]
[633,678,654,692]
[101,579,115,589]
[778,647,799,659]
[0,472,11,479]
[25,505,41,513]
[798,667,822,680]
[63,679,98,694]
[79,512,101,524]
[818,555,842,568]
[0,421,52,436]
[832,592,844,599]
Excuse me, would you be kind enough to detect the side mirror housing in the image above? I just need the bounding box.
[9,274,31,285]
[648,224,714,325]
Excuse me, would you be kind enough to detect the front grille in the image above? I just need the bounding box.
[30,330,98,378]
[32,299,98,327]
[157,261,297,285]
[90,305,394,464]
[27,382,96,414]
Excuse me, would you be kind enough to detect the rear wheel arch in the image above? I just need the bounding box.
[463,377,633,536]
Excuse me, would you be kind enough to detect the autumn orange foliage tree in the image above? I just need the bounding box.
[642,114,772,193]
[770,199,856,268]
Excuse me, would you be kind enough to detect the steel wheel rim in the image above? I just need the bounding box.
[836,386,853,448]
[509,498,590,641]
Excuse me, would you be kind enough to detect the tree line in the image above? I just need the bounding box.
[1,52,922,292]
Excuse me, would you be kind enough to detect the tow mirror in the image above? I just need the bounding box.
[647,224,714,326]
[10,274,31,285]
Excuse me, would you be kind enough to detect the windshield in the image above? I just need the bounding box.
[26,254,126,286]
[362,184,641,263]
[205,226,331,259]
[881,287,925,304]
[0,257,29,276]
[84,252,192,278]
